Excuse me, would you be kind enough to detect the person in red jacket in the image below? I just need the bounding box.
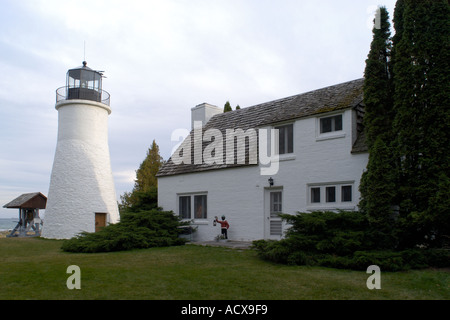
[215,215,229,239]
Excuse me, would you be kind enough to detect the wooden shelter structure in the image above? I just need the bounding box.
[3,192,47,237]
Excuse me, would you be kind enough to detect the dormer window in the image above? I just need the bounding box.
[320,115,342,134]
[316,113,346,142]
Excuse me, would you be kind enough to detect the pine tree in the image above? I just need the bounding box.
[392,0,450,247]
[120,140,164,211]
[359,7,397,245]
[135,140,163,192]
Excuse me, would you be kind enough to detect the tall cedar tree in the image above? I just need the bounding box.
[359,7,397,247]
[120,140,164,212]
[392,0,450,247]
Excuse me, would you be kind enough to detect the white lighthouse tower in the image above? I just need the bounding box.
[42,62,119,239]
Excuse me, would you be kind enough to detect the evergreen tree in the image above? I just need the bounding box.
[362,6,393,148]
[223,101,232,113]
[359,6,397,244]
[120,140,164,211]
[135,140,163,192]
[391,0,405,52]
[392,0,450,247]
[359,138,397,248]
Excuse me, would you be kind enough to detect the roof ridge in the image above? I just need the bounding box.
[223,78,364,112]
[158,78,365,177]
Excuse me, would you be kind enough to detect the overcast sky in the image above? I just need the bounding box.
[0,0,397,218]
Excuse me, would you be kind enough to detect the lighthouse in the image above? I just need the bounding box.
[42,62,119,239]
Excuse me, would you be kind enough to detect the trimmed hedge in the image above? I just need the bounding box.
[61,209,187,253]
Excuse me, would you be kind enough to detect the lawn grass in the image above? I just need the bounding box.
[0,237,448,300]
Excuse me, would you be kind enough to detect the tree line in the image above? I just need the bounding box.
[359,0,449,249]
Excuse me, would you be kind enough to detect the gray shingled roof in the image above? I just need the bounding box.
[3,192,47,209]
[351,130,368,154]
[157,78,366,177]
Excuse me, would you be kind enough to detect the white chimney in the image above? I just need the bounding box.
[191,103,222,129]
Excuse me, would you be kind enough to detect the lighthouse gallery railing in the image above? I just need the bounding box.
[56,86,111,106]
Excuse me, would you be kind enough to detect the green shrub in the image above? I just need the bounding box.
[251,240,291,264]
[317,254,354,270]
[353,251,405,271]
[424,249,450,268]
[252,211,450,271]
[280,211,375,254]
[62,209,187,253]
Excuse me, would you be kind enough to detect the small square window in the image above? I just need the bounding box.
[320,115,343,134]
[341,186,352,202]
[326,186,336,203]
[311,187,321,203]
[308,183,354,208]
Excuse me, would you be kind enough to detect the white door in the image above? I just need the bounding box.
[264,189,283,239]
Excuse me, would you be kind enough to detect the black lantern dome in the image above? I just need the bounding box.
[66,61,103,102]
[56,61,110,106]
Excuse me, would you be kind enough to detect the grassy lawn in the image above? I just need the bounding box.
[0,237,448,300]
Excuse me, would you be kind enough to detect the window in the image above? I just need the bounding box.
[320,115,342,134]
[270,192,283,216]
[276,124,294,155]
[311,187,321,203]
[341,185,352,202]
[308,182,354,208]
[178,194,207,219]
[194,195,207,219]
[179,196,191,219]
[326,186,336,203]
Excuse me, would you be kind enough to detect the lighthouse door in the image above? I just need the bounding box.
[95,213,107,232]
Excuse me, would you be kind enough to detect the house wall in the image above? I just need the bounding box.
[159,166,264,242]
[158,109,369,242]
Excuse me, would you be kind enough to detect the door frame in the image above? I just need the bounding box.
[263,187,283,240]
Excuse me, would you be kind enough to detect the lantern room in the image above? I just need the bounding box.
[66,61,103,102]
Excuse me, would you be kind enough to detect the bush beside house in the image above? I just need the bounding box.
[252,211,449,271]
[61,209,188,253]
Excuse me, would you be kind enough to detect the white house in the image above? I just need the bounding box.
[157,79,369,242]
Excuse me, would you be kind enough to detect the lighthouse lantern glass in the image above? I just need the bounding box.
[66,65,103,102]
